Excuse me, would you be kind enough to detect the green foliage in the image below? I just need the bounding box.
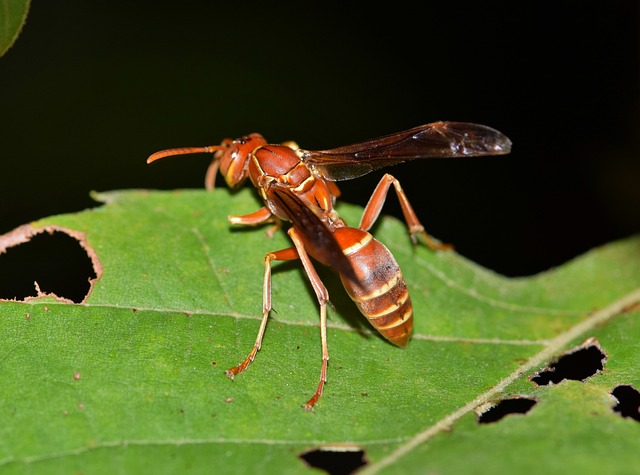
[0,0,30,58]
[0,189,639,474]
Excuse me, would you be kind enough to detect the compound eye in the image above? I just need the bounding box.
[235,135,254,146]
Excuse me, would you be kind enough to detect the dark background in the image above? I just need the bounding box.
[1,2,638,278]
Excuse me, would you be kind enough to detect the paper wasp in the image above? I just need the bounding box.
[147,121,511,410]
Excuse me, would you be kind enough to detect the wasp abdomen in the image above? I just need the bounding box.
[334,228,413,347]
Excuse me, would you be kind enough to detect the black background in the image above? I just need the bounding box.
[1,2,638,278]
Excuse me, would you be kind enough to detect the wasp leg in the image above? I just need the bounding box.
[287,227,330,411]
[228,207,282,237]
[228,206,274,225]
[225,246,299,379]
[358,173,453,251]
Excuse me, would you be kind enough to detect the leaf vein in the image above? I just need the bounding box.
[190,226,236,313]
[411,255,580,315]
[0,436,410,467]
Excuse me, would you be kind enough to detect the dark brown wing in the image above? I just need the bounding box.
[302,121,512,181]
[266,184,356,280]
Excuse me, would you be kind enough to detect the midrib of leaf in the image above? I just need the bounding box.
[361,285,640,474]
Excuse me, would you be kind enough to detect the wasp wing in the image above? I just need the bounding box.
[266,184,356,281]
[303,121,512,181]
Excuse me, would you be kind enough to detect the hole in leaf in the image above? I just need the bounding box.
[300,446,367,475]
[477,397,537,424]
[0,229,97,303]
[531,339,606,385]
[611,385,640,422]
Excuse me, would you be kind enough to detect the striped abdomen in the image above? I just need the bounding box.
[332,227,413,347]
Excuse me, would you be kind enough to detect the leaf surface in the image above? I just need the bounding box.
[0,189,639,474]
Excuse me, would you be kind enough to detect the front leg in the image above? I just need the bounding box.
[228,206,281,238]
[228,206,274,225]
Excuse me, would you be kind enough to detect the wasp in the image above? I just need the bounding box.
[147,122,511,410]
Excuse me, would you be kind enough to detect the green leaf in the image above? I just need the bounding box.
[0,0,30,58]
[1,189,639,474]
